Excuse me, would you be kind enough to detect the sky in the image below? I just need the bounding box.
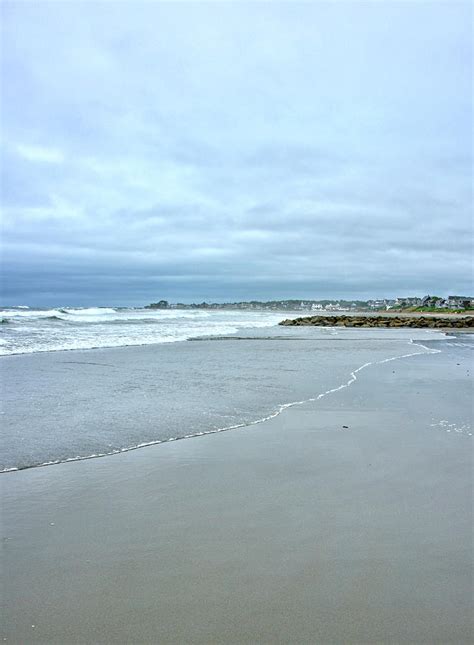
[1,0,472,306]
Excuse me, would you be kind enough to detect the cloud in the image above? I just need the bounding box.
[15,144,64,164]
[1,1,472,305]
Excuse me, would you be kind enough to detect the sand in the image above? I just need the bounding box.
[1,344,472,644]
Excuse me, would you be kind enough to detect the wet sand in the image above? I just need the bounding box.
[2,343,472,644]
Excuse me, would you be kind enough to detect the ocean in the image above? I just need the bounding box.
[2,308,472,473]
[0,306,290,355]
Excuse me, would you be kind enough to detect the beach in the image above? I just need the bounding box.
[3,0,472,640]
[1,329,472,643]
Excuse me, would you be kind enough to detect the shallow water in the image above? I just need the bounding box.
[2,324,468,472]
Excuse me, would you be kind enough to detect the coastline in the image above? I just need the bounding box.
[2,334,472,643]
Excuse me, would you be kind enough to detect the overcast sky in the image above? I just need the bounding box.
[1,1,472,306]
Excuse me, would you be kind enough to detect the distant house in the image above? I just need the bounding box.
[447,296,473,309]
[421,295,443,308]
[395,297,422,307]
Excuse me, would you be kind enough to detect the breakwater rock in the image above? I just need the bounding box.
[279,315,474,329]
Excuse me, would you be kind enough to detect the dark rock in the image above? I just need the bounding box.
[279,314,474,329]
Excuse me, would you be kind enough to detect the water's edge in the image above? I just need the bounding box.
[1,339,440,474]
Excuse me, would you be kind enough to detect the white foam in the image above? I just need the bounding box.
[0,310,290,355]
[0,308,63,318]
[430,419,472,437]
[446,342,473,348]
[62,307,117,316]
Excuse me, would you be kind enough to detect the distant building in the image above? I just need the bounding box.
[447,296,473,309]
[369,299,395,309]
[419,295,470,309]
[395,297,422,307]
[421,295,441,308]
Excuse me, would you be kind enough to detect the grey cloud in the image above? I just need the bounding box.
[1,1,472,305]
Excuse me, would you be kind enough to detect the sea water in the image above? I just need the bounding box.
[0,306,290,355]
[2,310,471,472]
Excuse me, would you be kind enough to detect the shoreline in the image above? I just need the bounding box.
[1,336,441,474]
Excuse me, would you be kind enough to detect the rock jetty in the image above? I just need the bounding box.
[279,315,474,329]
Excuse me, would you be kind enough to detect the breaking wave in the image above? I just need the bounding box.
[0,307,294,355]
